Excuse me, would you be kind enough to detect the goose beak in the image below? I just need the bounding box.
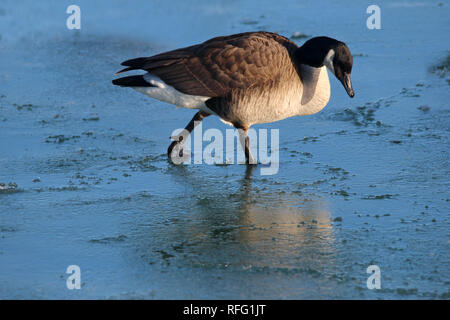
[340,73,354,98]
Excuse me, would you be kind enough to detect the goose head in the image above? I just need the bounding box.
[295,36,354,98]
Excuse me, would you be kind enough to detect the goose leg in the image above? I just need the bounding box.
[238,128,257,165]
[168,111,210,159]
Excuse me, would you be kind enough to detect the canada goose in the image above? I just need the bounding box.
[112,31,354,164]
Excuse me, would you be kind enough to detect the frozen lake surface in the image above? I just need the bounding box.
[0,0,449,299]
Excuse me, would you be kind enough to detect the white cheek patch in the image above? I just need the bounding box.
[323,49,335,75]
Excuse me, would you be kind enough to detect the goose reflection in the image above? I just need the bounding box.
[151,165,336,272]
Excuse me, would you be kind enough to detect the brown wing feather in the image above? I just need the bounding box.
[118,32,299,97]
